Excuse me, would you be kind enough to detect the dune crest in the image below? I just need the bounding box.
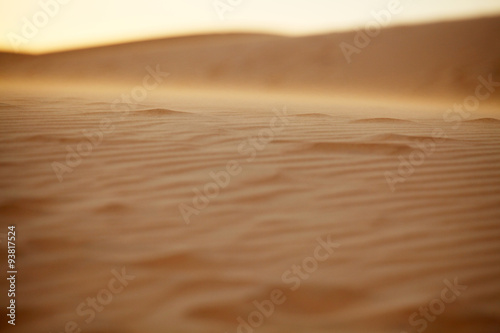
[1,16,499,103]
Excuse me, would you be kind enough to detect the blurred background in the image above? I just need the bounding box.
[1,0,500,54]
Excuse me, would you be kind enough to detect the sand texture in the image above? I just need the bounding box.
[0,93,500,333]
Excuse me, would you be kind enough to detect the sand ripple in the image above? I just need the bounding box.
[0,96,499,333]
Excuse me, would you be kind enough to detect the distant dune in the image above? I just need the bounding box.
[1,16,499,102]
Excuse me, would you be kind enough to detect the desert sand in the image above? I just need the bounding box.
[0,15,500,333]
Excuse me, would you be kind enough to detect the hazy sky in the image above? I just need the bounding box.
[1,0,500,53]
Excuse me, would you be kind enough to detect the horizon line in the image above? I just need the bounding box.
[1,13,499,56]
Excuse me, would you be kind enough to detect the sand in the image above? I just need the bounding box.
[1,15,500,333]
[1,15,499,103]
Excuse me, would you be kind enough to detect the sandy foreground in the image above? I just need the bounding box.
[0,87,499,333]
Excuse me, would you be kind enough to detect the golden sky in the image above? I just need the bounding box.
[1,0,500,54]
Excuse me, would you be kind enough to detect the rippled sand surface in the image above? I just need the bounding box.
[1,93,500,333]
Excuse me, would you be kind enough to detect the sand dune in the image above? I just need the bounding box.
[1,16,500,102]
[1,13,500,333]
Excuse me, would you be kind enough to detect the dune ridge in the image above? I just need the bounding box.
[1,16,500,103]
